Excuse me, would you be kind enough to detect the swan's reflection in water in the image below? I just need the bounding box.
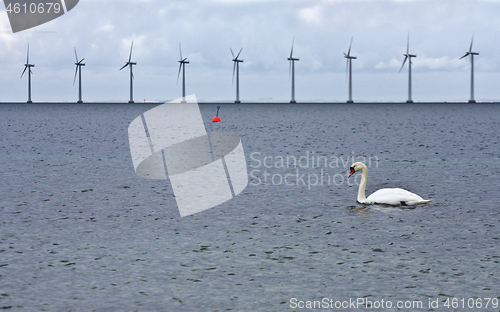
[346,205,372,216]
[347,203,417,216]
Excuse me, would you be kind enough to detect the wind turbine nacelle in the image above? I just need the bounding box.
[4,0,79,33]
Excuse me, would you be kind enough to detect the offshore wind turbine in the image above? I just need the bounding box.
[231,47,243,103]
[177,43,189,103]
[344,37,357,103]
[73,48,85,103]
[20,44,34,103]
[460,35,479,103]
[120,41,136,103]
[399,33,416,103]
[288,37,299,103]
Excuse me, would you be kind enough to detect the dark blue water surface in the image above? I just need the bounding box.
[0,103,499,311]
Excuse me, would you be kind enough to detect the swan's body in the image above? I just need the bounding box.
[363,188,430,206]
[348,162,432,206]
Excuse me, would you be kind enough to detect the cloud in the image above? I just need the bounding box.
[100,24,114,32]
[297,3,325,25]
[375,58,401,70]
[1,0,500,102]
[376,56,466,71]
[415,56,464,70]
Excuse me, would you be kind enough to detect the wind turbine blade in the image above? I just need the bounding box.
[469,36,474,53]
[120,63,128,71]
[74,48,78,63]
[73,66,78,86]
[179,43,183,61]
[129,41,134,63]
[27,44,30,64]
[232,62,236,85]
[80,58,85,64]
[177,63,182,84]
[348,36,353,57]
[290,37,295,59]
[345,59,348,82]
[236,48,243,60]
[399,56,408,73]
[460,53,469,60]
[230,48,235,59]
[407,32,410,54]
[20,66,27,78]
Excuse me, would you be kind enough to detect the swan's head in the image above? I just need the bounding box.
[348,162,366,177]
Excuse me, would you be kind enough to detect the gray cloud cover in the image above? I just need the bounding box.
[0,0,499,102]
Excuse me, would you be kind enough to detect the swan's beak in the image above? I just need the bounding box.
[348,167,355,178]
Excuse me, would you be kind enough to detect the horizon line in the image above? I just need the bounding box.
[1,100,500,105]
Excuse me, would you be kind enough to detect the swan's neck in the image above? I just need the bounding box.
[357,167,368,203]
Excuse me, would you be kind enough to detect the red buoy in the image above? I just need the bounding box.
[212,106,221,122]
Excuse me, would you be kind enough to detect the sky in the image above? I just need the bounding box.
[0,0,499,103]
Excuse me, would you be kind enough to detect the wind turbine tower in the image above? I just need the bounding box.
[73,48,85,103]
[344,37,357,103]
[20,44,34,103]
[460,36,479,103]
[399,34,416,103]
[288,38,299,103]
[177,43,189,103]
[231,48,243,103]
[120,41,136,103]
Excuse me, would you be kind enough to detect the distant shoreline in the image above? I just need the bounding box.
[1,101,500,105]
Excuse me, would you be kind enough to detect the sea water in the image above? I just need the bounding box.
[0,103,499,311]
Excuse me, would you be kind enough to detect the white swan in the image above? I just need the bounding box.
[348,162,432,206]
